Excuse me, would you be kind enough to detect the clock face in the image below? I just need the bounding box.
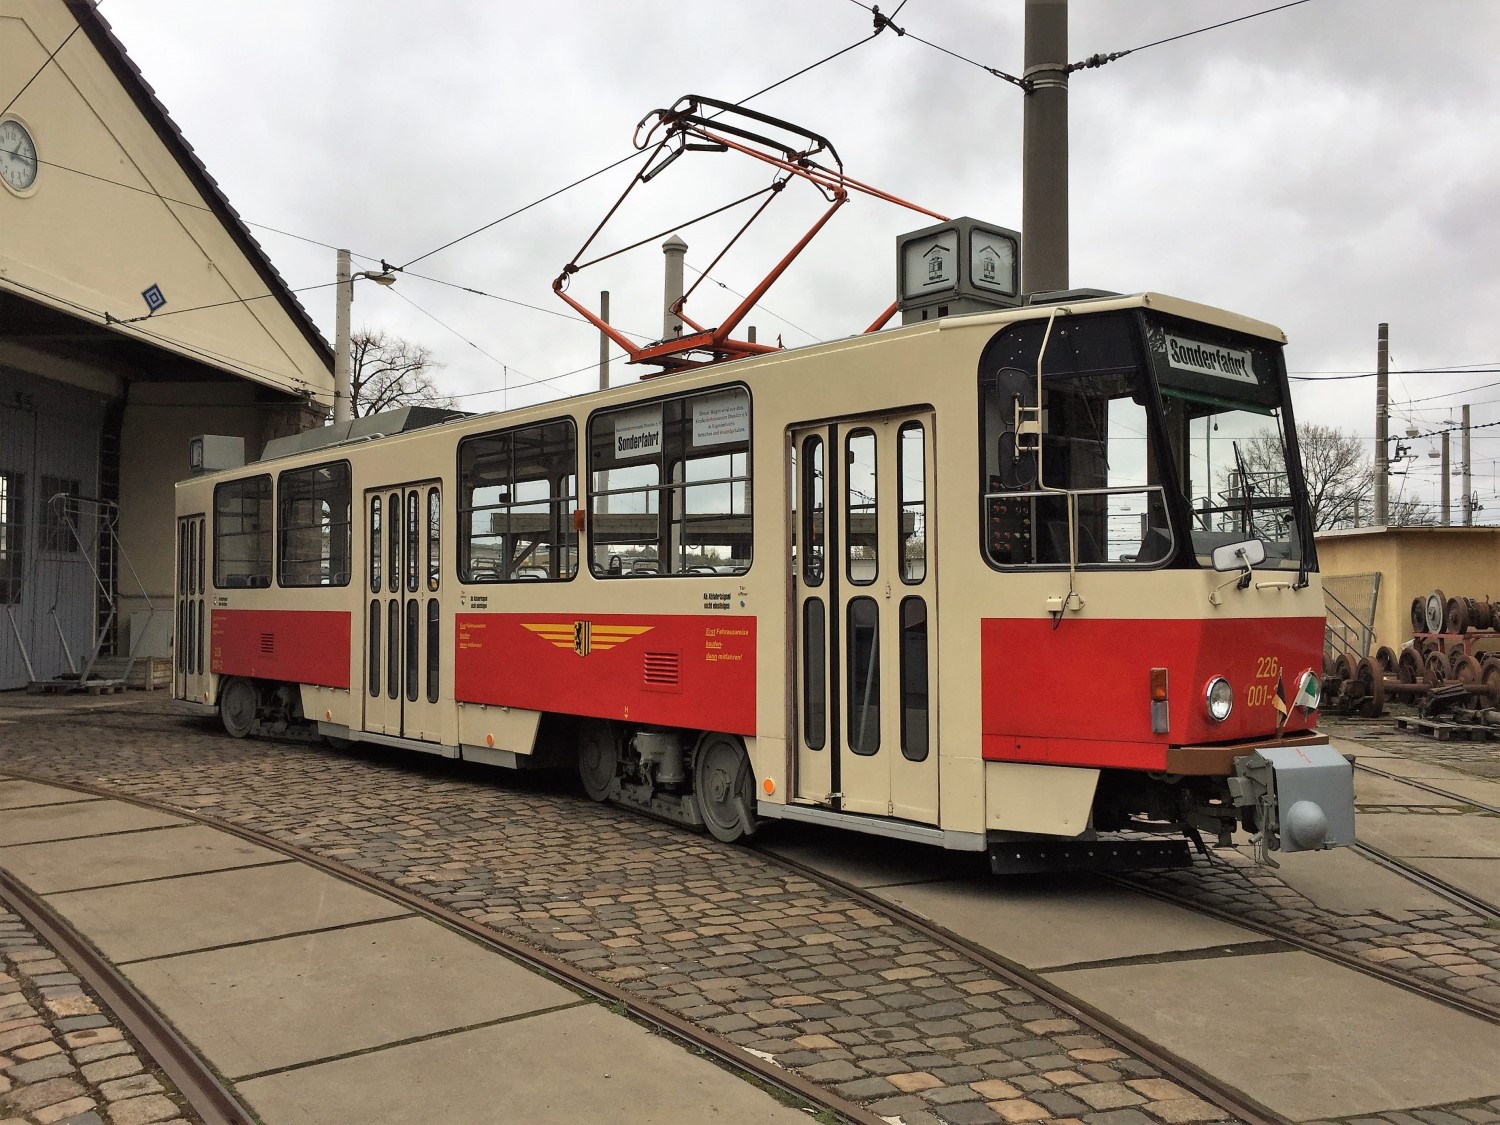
[0,118,39,193]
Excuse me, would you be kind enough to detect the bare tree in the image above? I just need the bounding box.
[1234,423,1433,530]
[348,329,455,418]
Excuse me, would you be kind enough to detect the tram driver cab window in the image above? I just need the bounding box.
[978,315,1174,571]
[458,419,579,582]
[588,386,752,578]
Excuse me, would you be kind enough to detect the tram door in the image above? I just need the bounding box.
[363,482,444,742]
[175,514,207,703]
[791,413,938,824]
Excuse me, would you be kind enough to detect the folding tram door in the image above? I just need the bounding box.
[175,514,207,702]
[791,411,938,823]
[363,481,444,742]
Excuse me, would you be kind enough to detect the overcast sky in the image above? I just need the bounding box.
[96,0,1500,521]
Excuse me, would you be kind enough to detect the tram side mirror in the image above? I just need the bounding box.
[1211,538,1265,573]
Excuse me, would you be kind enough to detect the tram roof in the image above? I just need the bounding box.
[179,289,1287,481]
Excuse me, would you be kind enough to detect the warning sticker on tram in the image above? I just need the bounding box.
[1164,334,1257,385]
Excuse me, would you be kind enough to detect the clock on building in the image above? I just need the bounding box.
[0,117,39,193]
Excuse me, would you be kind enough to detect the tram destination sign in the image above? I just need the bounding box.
[1164,334,1257,385]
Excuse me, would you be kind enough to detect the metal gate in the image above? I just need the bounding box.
[0,371,107,690]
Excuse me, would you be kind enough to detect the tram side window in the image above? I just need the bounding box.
[213,475,272,589]
[458,419,578,582]
[277,462,352,587]
[0,472,24,604]
[588,386,752,577]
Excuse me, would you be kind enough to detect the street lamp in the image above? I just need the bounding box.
[333,248,397,424]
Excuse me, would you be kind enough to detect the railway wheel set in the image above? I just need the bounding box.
[1323,588,1500,718]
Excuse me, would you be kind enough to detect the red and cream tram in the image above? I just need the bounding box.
[175,284,1356,872]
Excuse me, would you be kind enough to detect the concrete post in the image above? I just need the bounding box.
[1441,430,1451,526]
[662,235,687,338]
[1374,323,1388,525]
[598,291,610,391]
[1021,0,1069,295]
[1463,404,1473,526]
[333,248,352,423]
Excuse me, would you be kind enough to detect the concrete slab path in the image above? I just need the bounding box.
[0,779,810,1124]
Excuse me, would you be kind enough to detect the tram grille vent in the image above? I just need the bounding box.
[259,632,275,656]
[643,650,680,689]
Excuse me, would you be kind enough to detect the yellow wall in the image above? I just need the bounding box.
[1316,527,1500,651]
[0,0,331,406]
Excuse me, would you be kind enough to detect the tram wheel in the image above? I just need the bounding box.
[693,733,758,844]
[1397,648,1420,684]
[1374,646,1397,676]
[578,721,617,802]
[219,678,257,739]
[1356,658,1386,718]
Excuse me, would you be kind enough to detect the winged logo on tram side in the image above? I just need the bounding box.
[522,622,654,658]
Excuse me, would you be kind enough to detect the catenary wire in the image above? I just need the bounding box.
[398,22,888,271]
[841,0,1029,88]
[1,4,91,118]
[1068,0,1316,74]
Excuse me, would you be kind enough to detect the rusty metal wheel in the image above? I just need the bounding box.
[1476,601,1496,631]
[1411,597,1428,634]
[1337,652,1360,685]
[1425,589,1447,634]
[1449,645,1468,675]
[1323,652,1340,677]
[1425,652,1449,685]
[1447,597,1471,635]
[1397,647,1421,684]
[1454,653,1483,688]
[1483,661,1500,707]
[1375,646,1397,676]
[1356,657,1386,718]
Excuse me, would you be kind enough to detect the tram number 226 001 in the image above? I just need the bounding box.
[1246,655,1281,707]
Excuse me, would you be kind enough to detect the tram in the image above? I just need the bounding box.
[173,99,1356,872]
[174,284,1358,871]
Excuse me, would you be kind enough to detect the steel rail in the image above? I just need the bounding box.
[1353,760,1500,817]
[0,868,254,1125]
[0,771,886,1125]
[756,847,1287,1125]
[1111,871,1500,1026]
[1349,840,1500,922]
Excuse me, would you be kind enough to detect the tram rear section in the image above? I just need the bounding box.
[174,291,1356,874]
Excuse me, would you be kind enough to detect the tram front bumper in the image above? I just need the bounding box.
[1230,743,1356,861]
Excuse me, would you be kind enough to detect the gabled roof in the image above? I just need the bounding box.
[64,0,334,369]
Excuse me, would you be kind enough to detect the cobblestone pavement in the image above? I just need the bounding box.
[0,905,196,1125]
[0,698,1496,1125]
[1129,713,1500,1014]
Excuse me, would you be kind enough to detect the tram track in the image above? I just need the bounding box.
[0,769,897,1125]
[0,866,253,1125]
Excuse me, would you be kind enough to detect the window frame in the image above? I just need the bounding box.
[457,417,579,584]
[586,384,753,580]
[275,460,353,589]
[212,473,273,589]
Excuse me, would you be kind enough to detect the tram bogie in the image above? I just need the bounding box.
[174,290,1356,870]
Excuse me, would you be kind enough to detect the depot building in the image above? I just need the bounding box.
[1,0,332,690]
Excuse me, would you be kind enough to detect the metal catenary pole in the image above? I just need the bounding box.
[333,248,353,424]
[1441,430,1451,526]
[1462,404,1472,526]
[1374,322,1389,524]
[1021,0,1069,295]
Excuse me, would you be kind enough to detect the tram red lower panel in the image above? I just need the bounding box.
[981,615,1323,770]
[454,613,757,736]
[211,609,351,689]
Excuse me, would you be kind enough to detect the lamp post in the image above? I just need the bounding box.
[333,248,397,424]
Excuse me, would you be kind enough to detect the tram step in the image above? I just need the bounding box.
[988,837,1191,875]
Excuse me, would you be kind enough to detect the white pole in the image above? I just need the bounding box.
[333,248,352,423]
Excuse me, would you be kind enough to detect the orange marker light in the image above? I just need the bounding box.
[1149,667,1169,702]
[762,777,775,795]
[324,710,332,720]
[486,734,495,747]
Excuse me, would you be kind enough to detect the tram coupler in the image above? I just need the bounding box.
[1230,744,1357,867]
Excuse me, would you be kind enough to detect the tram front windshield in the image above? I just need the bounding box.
[978,309,1310,572]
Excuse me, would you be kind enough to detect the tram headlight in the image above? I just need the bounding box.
[1205,677,1234,722]
[1294,668,1321,713]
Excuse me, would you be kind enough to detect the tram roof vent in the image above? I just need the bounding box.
[1024,288,1121,307]
[258,405,467,462]
[897,217,1023,326]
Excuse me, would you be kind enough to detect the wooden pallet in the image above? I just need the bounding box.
[26,678,127,696]
[1397,716,1497,741]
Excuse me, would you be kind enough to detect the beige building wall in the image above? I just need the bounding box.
[0,0,331,406]
[1316,527,1500,651]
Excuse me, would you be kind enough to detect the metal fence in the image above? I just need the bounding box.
[1323,571,1381,660]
